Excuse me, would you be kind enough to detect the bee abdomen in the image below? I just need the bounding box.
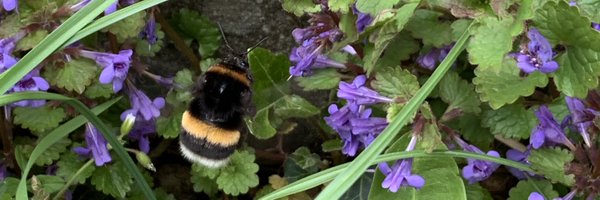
[179,110,240,168]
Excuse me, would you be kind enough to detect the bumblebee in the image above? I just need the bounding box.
[179,27,263,167]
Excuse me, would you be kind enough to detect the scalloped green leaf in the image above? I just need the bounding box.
[16,138,71,166]
[578,0,600,22]
[215,150,260,196]
[274,95,320,119]
[328,0,355,13]
[284,147,320,182]
[296,69,341,91]
[247,109,277,139]
[507,179,558,200]
[156,108,183,139]
[405,9,453,48]
[529,147,575,186]
[91,162,134,198]
[437,71,481,114]
[282,0,322,16]
[30,175,65,194]
[533,1,600,98]
[465,183,493,200]
[13,105,67,133]
[84,81,113,99]
[467,16,515,72]
[372,67,420,101]
[356,0,401,15]
[482,103,537,139]
[56,151,96,184]
[376,32,420,69]
[191,175,219,196]
[43,58,98,94]
[171,9,221,57]
[473,58,548,109]
[16,30,48,51]
[104,11,146,42]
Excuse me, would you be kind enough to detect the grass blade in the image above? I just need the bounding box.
[261,150,530,200]
[5,92,156,200]
[313,22,474,199]
[61,0,168,48]
[0,0,116,95]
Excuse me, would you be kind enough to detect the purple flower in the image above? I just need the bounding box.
[80,49,133,93]
[593,23,600,31]
[140,15,158,45]
[417,44,453,70]
[530,105,575,150]
[454,136,500,184]
[352,5,372,32]
[70,0,116,14]
[565,96,599,147]
[10,70,50,107]
[324,102,387,156]
[2,0,17,11]
[289,14,345,77]
[569,0,577,6]
[529,191,576,200]
[126,118,155,153]
[378,136,425,191]
[121,85,165,121]
[506,149,537,179]
[0,37,18,72]
[104,2,117,15]
[515,28,558,74]
[73,123,112,166]
[337,75,393,105]
[529,192,545,200]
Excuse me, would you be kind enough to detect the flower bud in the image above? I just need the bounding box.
[120,113,136,138]
[135,151,156,172]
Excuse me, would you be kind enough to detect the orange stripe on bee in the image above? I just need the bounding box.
[207,64,251,87]
[181,111,240,147]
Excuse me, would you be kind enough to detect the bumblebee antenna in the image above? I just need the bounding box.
[217,23,237,53]
[245,36,269,54]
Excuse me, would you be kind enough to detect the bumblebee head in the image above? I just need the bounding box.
[222,54,249,71]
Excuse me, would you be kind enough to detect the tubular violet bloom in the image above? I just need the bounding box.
[454,136,500,184]
[378,135,425,191]
[127,118,156,153]
[121,84,165,121]
[506,148,537,179]
[515,28,559,74]
[352,5,372,33]
[337,75,393,105]
[10,70,50,107]
[80,49,133,93]
[593,23,600,31]
[530,105,576,150]
[2,0,16,11]
[565,96,599,148]
[73,123,112,166]
[140,15,158,45]
[0,37,18,72]
[416,44,453,70]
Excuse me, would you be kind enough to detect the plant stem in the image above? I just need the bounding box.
[494,135,528,152]
[52,160,94,200]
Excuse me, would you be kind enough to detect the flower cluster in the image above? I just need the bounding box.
[324,75,391,156]
[514,28,559,74]
[80,49,133,93]
[530,105,575,150]
[416,44,453,70]
[565,96,598,147]
[120,84,164,153]
[453,135,500,184]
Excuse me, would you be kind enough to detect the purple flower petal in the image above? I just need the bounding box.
[99,64,115,84]
[528,192,545,200]
[2,0,16,11]
[32,77,49,90]
[540,61,558,73]
[104,2,117,15]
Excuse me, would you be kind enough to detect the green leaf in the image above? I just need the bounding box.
[508,179,558,200]
[451,19,472,41]
[84,81,113,99]
[191,175,219,196]
[215,150,260,196]
[191,163,222,180]
[548,97,569,122]
[473,58,549,109]
[372,67,420,100]
[13,105,67,133]
[363,2,419,74]
[56,152,96,184]
[322,139,343,152]
[328,0,355,13]
[376,32,420,69]
[156,110,183,139]
[578,0,600,22]
[282,0,322,16]
[0,178,19,199]
[43,58,98,94]
[465,183,493,200]
[437,71,481,114]
[332,10,359,50]
[91,162,134,198]
[405,9,453,47]
[455,114,494,150]
[0,14,22,38]
[356,0,401,15]
[481,103,537,139]
[529,147,575,186]
[200,58,217,72]
[171,9,220,57]
[30,175,65,194]
[104,11,146,42]
[369,122,465,199]
[466,16,515,72]
[174,69,194,89]
[16,30,49,51]
[340,173,373,200]
[533,1,600,98]
[274,95,320,119]
[296,69,341,91]
[17,138,71,166]
[249,48,290,108]
[247,110,277,139]
[284,147,320,182]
